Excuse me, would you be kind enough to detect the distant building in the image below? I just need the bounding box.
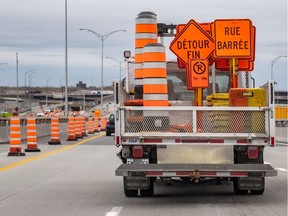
[76,81,87,89]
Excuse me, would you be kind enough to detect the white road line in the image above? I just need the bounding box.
[277,168,288,172]
[105,206,123,216]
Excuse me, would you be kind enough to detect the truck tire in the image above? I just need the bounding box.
[233,178,248,194]
[250,177,265,195]
[106,131,111,136]
[124,188,138,197]
[123,177,138,197]
[140,178,154,197]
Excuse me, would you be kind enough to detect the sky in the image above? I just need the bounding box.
[0,0,287,90]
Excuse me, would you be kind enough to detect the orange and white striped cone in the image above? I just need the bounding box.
[48,117,62,145]
[94,117,100,132]
[81,116,87,137]
[87,117,94,134]
[25,116,41,152]
[75,116,83,139]
[66,116,78,141]
[8,116,25,156]
[100,117,107,131]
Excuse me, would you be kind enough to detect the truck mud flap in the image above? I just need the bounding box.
[236,176,264,190]
[116,164,277,177]
[124,176,151,190]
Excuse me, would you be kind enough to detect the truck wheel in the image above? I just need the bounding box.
[123,177,138,197]
[124,188,138,197]
[233,178,248,194]
[140,178,154,197]
[250,177,265,195]
[250,188,264,195]
[106,131,111,136]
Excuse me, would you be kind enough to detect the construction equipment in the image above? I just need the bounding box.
[114,12,277,197]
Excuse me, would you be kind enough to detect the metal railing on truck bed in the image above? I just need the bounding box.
[118,106,270,144]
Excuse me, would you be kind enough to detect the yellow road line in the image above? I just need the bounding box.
[0,133,105,172]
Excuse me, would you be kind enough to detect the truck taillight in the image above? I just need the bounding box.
[248,146,258,159]
[270,137,275,147]
[132,145,143,158]
[116,136,120,145]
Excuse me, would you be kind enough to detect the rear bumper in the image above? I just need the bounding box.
[116,163,277,178]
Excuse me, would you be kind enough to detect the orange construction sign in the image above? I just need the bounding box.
[170,20,214,63]
[187,59,209,89]
[214,19,253,58]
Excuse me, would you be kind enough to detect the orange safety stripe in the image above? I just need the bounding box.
[142,68,167,78]
[136,24,157,33]
[10,134,21,138]
[27,131,37,136]
[10,119,20,124]
[135,53,143,62]
[143,84,168,94]
[143,52,166,62]
[135,38,158,48]
[10,127,21,131]
[143,100,169,106]
[27,125,37,130]
[27,138,37,142]
[134,68,143,79]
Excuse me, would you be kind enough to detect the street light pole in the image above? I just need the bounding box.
[46,79,52,107]
[271,55,287,80]
[79,28,126,114]
[24,69,36,88]
[16,52,19,102]
[106,56,123,81]
[64,0,69,117]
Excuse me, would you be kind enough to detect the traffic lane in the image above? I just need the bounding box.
[0,135,123,216]
[0,138,286,216]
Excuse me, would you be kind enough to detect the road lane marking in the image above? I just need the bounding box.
[105,207,123,216]
[0,133,105,172]
[277,168,287,172]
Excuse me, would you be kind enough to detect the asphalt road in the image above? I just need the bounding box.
[0,134,287,216]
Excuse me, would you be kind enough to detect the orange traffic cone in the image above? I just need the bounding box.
[94,117,100,132]
[81,116,87,137]
[8,116,25,156]
[48,117,62,145]
[25,116,41,152]
[100,117,107,131]
[66,116,78,141]
[87,117,94,134]
[75,116,83,139]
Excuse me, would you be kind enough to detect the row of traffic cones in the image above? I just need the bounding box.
[7,116,107,156]
[8,116,40,156]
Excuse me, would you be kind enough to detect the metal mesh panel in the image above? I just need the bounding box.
[123,108,266,134]
[198,110,265,133]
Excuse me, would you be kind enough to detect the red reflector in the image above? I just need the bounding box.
[116,136,120,145]
[248,146,258,159]
[270,137,275,147]
[237,139,248,144]
[132,145,143,158]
